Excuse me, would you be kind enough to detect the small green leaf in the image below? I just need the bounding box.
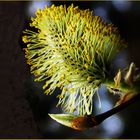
[49,113,78,128]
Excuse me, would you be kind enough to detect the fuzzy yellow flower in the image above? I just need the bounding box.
[22,4,128,116]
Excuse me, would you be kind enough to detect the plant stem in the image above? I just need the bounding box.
[71,93,140,131]
[95,93,140,124]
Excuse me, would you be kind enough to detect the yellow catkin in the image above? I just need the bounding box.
[22,4,127,116]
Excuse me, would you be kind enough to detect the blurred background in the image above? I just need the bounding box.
[1,0,140,138]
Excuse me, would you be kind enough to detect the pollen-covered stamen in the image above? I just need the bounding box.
[22,4,127,115]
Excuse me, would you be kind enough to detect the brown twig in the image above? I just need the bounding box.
[72,93,140,130]
[96,93,140,124]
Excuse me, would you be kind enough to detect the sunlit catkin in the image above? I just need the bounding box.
[22,4,127,116]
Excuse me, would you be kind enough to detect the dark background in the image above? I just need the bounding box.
[0,1,140,138]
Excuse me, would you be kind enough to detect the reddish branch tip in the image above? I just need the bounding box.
[71,115,98,130]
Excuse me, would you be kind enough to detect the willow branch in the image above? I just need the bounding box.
[95,93,140,124]
[71,93,140,130]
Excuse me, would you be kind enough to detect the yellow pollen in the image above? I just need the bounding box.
[69,88,75,93]
[84,64,89,69]
[87,76,93,82]
[22,36,28,43]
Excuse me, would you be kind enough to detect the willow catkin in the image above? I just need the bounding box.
[22,4,127,115]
